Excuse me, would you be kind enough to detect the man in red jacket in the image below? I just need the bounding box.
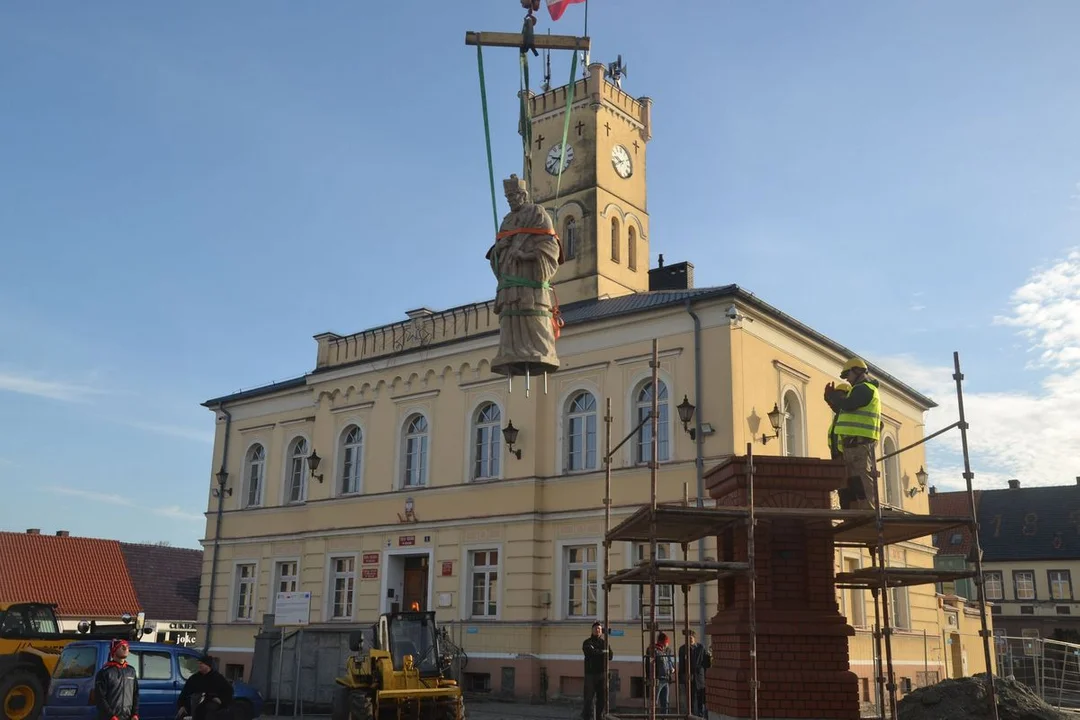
[95,638,139,720]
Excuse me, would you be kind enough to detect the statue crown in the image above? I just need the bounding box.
[503,174,527,194]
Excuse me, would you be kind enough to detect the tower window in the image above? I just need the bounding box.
[564,217,577,260]
[628,226,637,271]
[610,218,620,263]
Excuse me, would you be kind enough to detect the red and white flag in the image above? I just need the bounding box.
[546,0,586,22]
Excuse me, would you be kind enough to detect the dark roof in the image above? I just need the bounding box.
[201,285,936,410]
[119,543,203,621]
[0,532,142,617]
[975,484,1080,562]
[928,490,979,559]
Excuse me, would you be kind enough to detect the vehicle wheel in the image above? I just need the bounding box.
[0,670,45,720]
[348,690,374,720]
[230,698,254,720]
[331,686,351,720]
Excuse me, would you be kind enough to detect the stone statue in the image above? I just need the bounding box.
[486,174,564,377]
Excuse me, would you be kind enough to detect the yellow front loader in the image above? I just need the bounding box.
[331,610,465,720]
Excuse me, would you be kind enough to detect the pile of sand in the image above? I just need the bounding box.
[897,675,1067,720]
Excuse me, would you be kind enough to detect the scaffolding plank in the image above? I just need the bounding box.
[605,562,746,587]
[605,505,750,544]
[833,513,972,547]
[835,567,975,589]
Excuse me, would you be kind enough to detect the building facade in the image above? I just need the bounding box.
[197,64,974,705]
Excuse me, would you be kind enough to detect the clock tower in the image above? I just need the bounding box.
[524,62,653,306]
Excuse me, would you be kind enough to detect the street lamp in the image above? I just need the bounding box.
[760,403,784,445]
[677,395,697,440]
[908,466,929,497]
[212,469,231,498]
[503,420,522,460]
[306,449,324,483]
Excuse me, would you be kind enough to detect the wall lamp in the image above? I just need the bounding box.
[503,421,522,460]
[676,395,715,441]
[212,469,232,498]
[759,403,785,445]
[906,466,929,498]
[306,449,325,483]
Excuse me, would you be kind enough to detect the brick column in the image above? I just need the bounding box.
[704,456,859,720]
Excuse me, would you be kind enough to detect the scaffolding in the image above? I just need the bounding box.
[599,343,999,720]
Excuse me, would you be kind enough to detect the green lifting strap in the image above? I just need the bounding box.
[498,274,551,291]
[476,45,499,234]
[552,47,579,214]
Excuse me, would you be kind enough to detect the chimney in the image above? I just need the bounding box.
[56,530,70,537]
[1007,479,1020,489]
[929,486,936,496]
[648,260,695,291]
[26,528,40,535]
[1075,476,1079,486]
[657,254,665,268]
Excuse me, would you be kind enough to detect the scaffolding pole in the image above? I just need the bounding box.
[648,338,659,720]
[604,396,613,719]
[870,441,899,719]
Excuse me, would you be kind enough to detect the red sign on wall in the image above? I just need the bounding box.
[362,553,380,565]
[362,567,378,579]
[399,536,415,547]
[441,561,453,577]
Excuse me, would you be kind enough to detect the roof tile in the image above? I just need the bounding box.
[119,543,202,621]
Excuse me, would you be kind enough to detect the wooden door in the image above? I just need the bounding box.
[404,568,427,611]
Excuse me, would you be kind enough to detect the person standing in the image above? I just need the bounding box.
[825,358,881,509]
[678,630,711,717]
[176,655,233,720]
[825,381,852,460]
[95,638,139,720]
[647,632,675,714]
[581,622,613,720]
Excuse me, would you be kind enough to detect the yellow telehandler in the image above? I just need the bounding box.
[331,608,465,720]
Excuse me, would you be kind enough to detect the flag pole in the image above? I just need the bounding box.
[582,0,590,69]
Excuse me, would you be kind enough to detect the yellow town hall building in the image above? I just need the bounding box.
[196,62,986,707]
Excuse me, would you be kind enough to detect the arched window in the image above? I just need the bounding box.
[473,402,502,480]
[402,414,429,488]
[782,390,804,457]
[628,226,637,271]
[340,425,363,495]
[243,444,265,508]
[564,217,577,260]
[566,391,598,472]
[610,218,620,263]
[634,379,670,464]
[883,437,901,507]
[286,437,308,504]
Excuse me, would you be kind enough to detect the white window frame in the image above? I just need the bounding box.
[558,540,602,620]
[626,541,676,621]
[339,423,365,496]
[467,548,501,619]
[890,587,910,629]
[882,435,902,509]
[1014,570,1036,601]
[1049,570,1072,601]
[400,412,430,489]
[564,390,599,473]
[242,444,266,509]
[471,402,503,481]
[840,555,867,627]
[271,558,300,614]
[326,554,358,621]
[231,561,258,623]
[283,435,309,505]
[983,571,1004,601]
[781,388,805,458]
[632,379,671,466]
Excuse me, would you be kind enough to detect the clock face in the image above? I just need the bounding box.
[545,143,574,175]
[612,145,633,178]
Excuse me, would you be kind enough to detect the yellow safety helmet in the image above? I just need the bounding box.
[840,357,868,378]
[834,382,852,393]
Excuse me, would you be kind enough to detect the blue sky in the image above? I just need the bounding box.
[3,1,1080,548]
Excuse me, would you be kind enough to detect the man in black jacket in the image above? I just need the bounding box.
[176,655,233,720]
[581,621,613,720]
[95,639,139,720]
[677,631,711,717]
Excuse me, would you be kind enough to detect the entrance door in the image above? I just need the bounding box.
[403,556,429,611]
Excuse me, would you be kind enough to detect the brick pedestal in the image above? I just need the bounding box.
[705,456,859,720]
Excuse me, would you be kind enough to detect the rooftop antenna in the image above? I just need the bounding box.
[607,54,627,89]
[542,34,552,92]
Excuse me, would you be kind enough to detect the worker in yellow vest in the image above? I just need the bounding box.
[825,381,852,460]
[825,358,881,509]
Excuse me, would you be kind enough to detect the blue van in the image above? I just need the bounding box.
[42,641,263,720]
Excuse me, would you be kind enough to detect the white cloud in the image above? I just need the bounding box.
[0,371,105,402]
[874,248,1080,490]
[45,486,205,523]
[122,420,214,444]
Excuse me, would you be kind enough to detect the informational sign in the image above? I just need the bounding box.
[362,553,380,564]
[176,632,199,646]
[466,627,479,634]
[610,629,625,637]
[441,561,453,576]
[274,591,311,627]
[399,536,415,546]
[362,567,378,579]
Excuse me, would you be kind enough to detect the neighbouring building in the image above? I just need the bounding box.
[0,529,203,642]
[932,479,1080,645]
[196,61,985,708]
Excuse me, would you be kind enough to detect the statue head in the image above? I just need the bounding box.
[503,174,529,211]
